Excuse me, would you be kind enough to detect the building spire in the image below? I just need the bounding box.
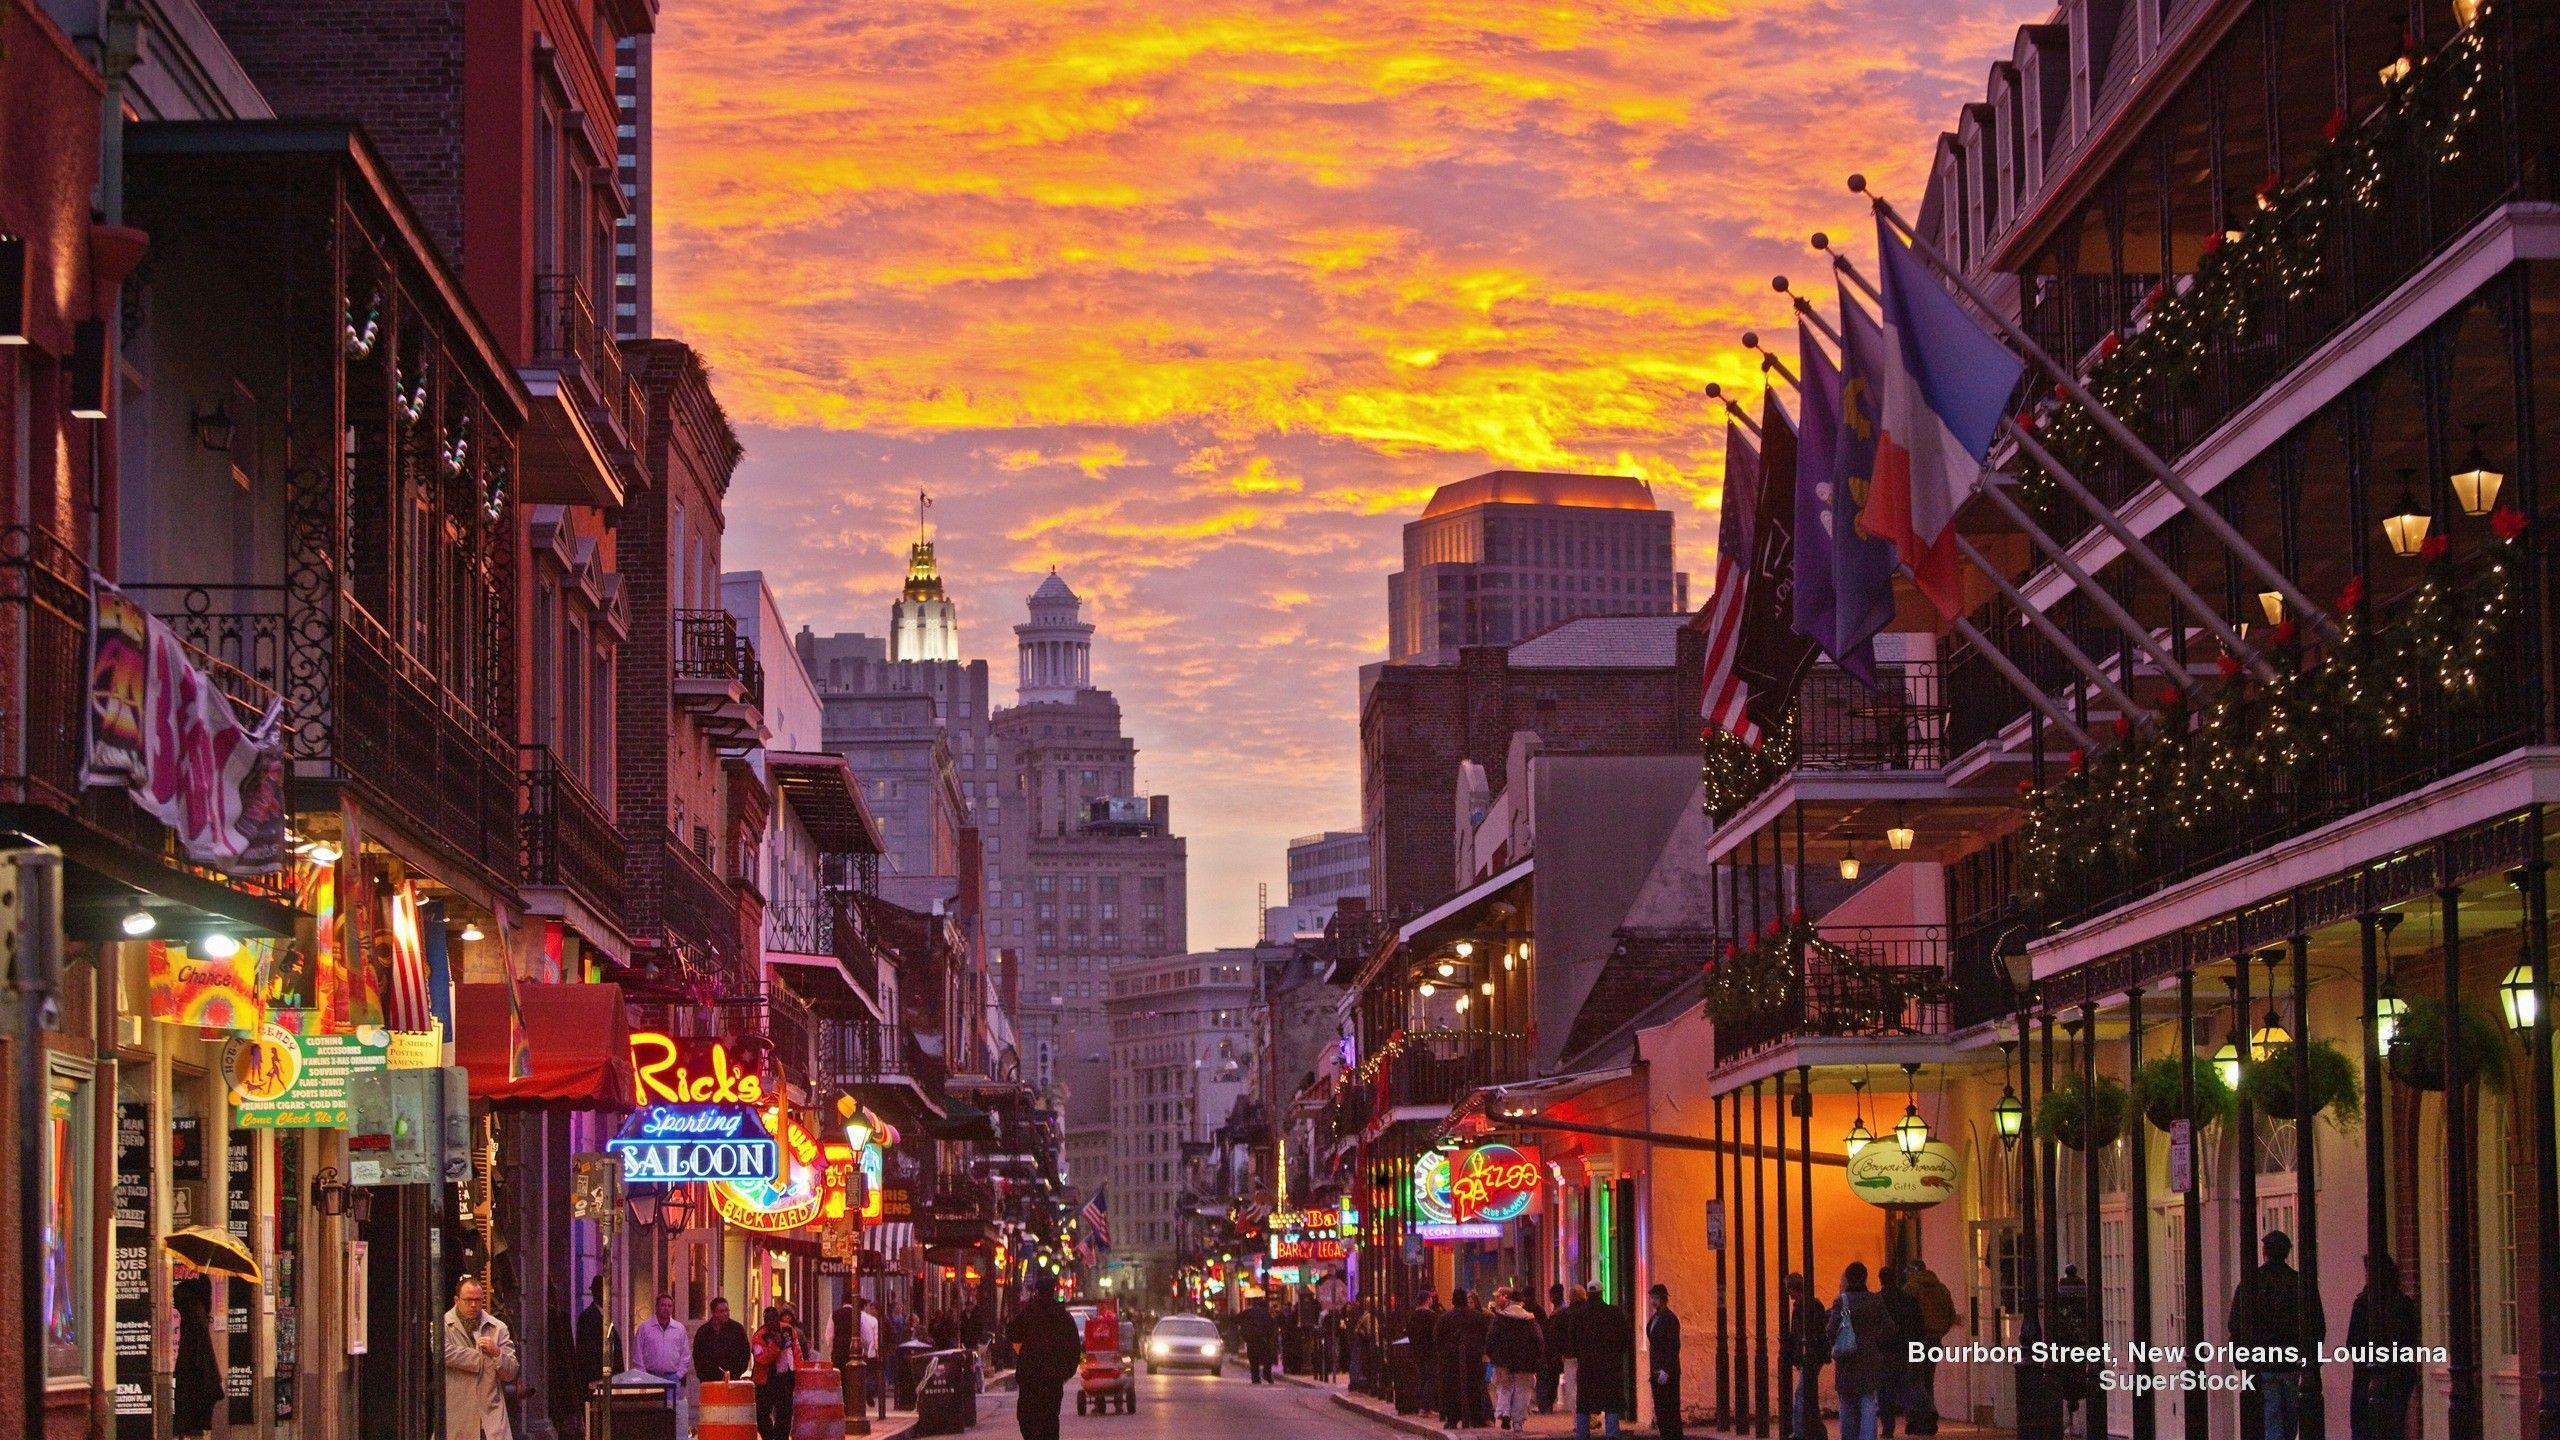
[891,490,958,660]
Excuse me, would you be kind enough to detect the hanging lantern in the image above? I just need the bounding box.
[2213,1041,2241,1091]
[1992,1087,2024,1149]
[1454,993,1471,1013]
[2256,591,2285,626]
[1503,947,1517,972]
[2451,426,2504,517]
[1886,824,1915,853]
[1436,961,1455,978]
[1839,850,1863,881]
[2382,481,2432,558]
[2250,1010,2291,1062]
[2453,0,2483,30]
[1843,1116,1873,1158]
[1418,981,1436,998]
[1455,941,1475,959]
[1894,1103,1929,1159]
[2501,962,2539,1032]
[2375,993,2408,1054]
[1478,980,1495,997]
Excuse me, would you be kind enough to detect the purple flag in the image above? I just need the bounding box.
[1831,293,1899,684]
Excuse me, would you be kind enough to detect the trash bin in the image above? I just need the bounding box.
[588,1369,680,1440]
[895,1338,937,1409]
[914,1351,971,1437]
[1390,1337,1416,1414]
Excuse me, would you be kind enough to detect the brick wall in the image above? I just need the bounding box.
[197,0,469,264]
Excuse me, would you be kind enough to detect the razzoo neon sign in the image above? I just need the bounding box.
[627,1030,769,1107]
[1449,1143,1542,1224]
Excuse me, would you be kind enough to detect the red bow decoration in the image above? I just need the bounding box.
[1789,907,1804,924]
[2338,574,2366,611]
[2216,652,2243,679]
[2159,685,2185,710]
[2493,507,2528,541]
[2322,106,2347,143]
[2053,382,2072,400]
[1724,942,1741,960]
[2271,619,2298,645]
[1764,918,1783,939]
[2016,779,2034,797]
[2201,232,2225,256]
[2095,333,2121,361]
[2422,533,2451,561]
[2067,748,2087,773]
[2015,409,2038,434]
[2110,716,2133,741]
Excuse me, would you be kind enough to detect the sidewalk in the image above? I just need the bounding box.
[1285,1372,1666,1440]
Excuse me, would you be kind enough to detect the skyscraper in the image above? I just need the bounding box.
[1384,470,1688,665]
[891,501,960,662]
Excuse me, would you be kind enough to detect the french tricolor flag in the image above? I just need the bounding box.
[1860,215,2026,619]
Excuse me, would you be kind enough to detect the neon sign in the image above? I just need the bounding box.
[711,1104,824,1232]
[628,1031,769,1107]
[606,1103,778,1182]
[1412,1152,1456,1225]
[1449,1143,1542,1223]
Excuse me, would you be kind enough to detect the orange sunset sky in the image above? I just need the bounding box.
[651,0,2033,946]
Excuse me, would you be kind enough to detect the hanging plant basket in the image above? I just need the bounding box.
[2134,1055,2235,1132]
[2035,1076,2128,1151]
[2386,997,2511,1094]
[2239,1040,2362,1129]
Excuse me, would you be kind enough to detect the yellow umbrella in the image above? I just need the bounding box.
[163,1226,262,1285]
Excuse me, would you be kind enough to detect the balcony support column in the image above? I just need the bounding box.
[1774,1070,1793,1440]
[2232,959,2258,1337]
[2125,984,2155,1440]
[2039,1010,2058,1337]
[2516,808,2560,1440]
[2077,1004,2101,1387]
[1795,1063,1815,1433]
[2179,966,2206,1440]
[1751,1078,1770,1437]
[1716,1086,1732,1428]
[2442,875,2484,1440]
[2289,919,2323,1440]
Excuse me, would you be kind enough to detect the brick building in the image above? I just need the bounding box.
[1359,614,1705,918]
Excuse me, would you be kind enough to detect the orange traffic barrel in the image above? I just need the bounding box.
[792,1364,846,1439]
[701,1378,758,1440]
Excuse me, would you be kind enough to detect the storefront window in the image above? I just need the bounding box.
[44,1061,96,1384]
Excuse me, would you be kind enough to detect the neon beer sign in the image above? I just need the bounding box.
[1448,1143,1543,1224]
[606,1102,779,1182]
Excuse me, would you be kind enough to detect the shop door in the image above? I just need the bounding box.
[1967,1219,2021,1429]
[2153,1202,2186,1438]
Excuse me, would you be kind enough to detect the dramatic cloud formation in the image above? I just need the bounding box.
[654,0,2027,944]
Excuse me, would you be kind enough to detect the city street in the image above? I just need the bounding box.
[965,1373,1370,1440]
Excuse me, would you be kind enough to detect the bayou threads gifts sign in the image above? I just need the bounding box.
[225,1016,389,1128]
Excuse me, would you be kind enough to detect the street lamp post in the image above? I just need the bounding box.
[1996,931,2058,1440]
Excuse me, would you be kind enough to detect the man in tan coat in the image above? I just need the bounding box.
[445,1276,522,1440]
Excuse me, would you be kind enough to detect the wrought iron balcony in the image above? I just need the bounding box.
[821,1014,945,1094]
[519,744,625,924]
[526,272,644,505]
[1376,1029,1530,1113]
[650,828,743,977]
[1709,926,1957,1064]
[672,608,764,752]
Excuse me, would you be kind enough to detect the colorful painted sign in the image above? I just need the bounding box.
[1412,1150,1456,1225]
[606,1103,778,1183]
[222,1014,389,1128]
[628,1031,771,1107]
[710,1104,823,1232]
[1448,1143,1542,1223]
[147,939,264,1033]
[1843,1141,1961,1210]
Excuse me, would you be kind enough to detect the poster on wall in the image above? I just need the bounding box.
[149,938,265,1033]
[224,1014,390,1127]
[113,1099,154,1440]
[1843,1141,1960,1209]
[225,1134,253,1423]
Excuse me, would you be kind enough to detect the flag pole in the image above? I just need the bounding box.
[1904,570,2097,750]
[1972,475,2190,686]
[1950,531,2151,721]
[1742,332,1800,390]
[1810,234,1882,306]
[1705,384,1765,440]
[1851,176,2340,643]
[2000,417,2277,682]
[1774,278,1842,350]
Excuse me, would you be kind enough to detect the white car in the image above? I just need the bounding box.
[1144,1315,1225,1375]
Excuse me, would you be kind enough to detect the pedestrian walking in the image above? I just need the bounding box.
[1004,1275,1081,1440]
[444,1276,523,1440]
[751,1306,801,1440]
[2228,1231,2322,1440]
[1825,1264,1893,1440]
[1544,1282,1578,1416]
[1876,1267,1923,1438]
[1570,1287,1632,1440]
[2348,1255,2420,1440]
[1647,1284,1684,1440]
[1782,1275,1828,1440]
[1487,1288,1544,1429]
[1242,1295,1281,1383]
[172,1271,224,1440]
[633,1294,694,1438]
[696,1298,753,1382]
[1406,1292,1443,1416]
[1439,1289,1492,1428]
[573,1276,609,1404]
[1903,1264,1954,1436]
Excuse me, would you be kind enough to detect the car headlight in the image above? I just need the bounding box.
[1204,1341,1222,1356]
[1149,1340,1170,1358]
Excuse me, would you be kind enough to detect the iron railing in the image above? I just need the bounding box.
[519,744,624,922]
[532,272,643,458]
[659,828,742,974]
[335,601,519,882]
[1710,927,1956,1063]
[822,1014,934,1089]
[1794,661,1948,771]
[673,607,765,711]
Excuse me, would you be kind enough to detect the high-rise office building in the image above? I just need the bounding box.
[1384,470,1688,665]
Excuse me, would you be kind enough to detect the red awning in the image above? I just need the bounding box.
[457,982,634,1110]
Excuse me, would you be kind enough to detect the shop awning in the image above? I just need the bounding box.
[456,982,634,1110]
[922,1095,996,1143]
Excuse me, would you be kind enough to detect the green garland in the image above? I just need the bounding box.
[1703,918,1944,1031]
[1701,709,1796,819]
[2012,16,2495,526]
[2017,530,2520,909]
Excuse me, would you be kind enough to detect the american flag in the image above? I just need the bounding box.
[383,883,435,1032]
[1079,1187,1110,1251]
[1699,419,1765,746]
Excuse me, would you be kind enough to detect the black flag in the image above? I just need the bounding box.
[1734,392,1816,740]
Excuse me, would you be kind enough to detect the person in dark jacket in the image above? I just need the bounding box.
[2229,1231,2322,1440]
[1876,1266,1926,1437]
[1782,1275,1829,1440]
[1406,1293,1443,1415]
[1438,1290,1492,1428]
[1572,1288,1634,1440]
[2348,1255,2419,1440]
[1828,1264,1895,1440]
[1538,1284,1567,1413]
[572,1276,608,1401]
[173,1272,224,1439]
[695,1297,753,1382]
[1241,1296,1282,1384]
[1296,1290,1324,1375]
[1647,1285,1684,1440]
[1487,1288,1545,1430]
[1004,1277,1081,1440]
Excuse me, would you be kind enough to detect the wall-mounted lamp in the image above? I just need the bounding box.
[192,400,237,453]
